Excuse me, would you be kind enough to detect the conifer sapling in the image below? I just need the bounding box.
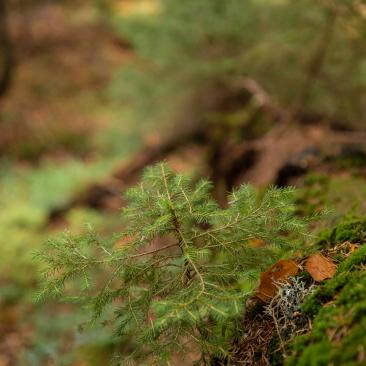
[37,162,309,365]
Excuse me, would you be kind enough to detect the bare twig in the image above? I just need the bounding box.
[271,308,287,358]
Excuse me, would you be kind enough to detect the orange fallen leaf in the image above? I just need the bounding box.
[248,238,266,248]
[305,253,336,282]
[115,235,135,247]
[349,243,359,253]
[256,260,299,302]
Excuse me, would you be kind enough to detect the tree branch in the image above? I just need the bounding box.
[130,242,180,258]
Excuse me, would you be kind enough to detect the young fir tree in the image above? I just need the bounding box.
[37,162,309,365]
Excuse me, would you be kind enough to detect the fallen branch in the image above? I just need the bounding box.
[225,125,366,189]
[47,77,366,222]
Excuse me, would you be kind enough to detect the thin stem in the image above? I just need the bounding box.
[271,308,287,358]
[130,242,179,258]
[160,163,206,303]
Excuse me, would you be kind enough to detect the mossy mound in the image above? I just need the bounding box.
[284,219,366,366]
[231,216,366,365]
[316,216,366,248]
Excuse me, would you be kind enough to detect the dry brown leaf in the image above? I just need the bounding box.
[248,238,266,248]
[256,260,299,302]
[305,253,336,282]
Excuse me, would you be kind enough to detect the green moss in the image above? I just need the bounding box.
[314,228,334,248]
[334,218,366,243]
[338,244,366,271]
[285,224,366,366]
[287,271,366,365]
[315,216,366,248]
[331,150,366,170]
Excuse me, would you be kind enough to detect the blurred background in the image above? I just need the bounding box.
[1,0,366,365]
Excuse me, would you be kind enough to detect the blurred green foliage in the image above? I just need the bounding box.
[107,0,366,130]
[0,156,129,364]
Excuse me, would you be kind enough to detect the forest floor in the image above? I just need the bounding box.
[1,1,366,366]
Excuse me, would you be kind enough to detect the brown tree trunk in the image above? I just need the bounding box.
[0,0,14,99]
